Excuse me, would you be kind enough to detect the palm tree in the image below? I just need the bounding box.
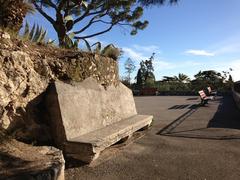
[175,73,191,83]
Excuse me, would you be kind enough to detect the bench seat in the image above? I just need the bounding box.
[64,115,152,162]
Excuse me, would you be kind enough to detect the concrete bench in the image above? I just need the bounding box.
[46,78,153,163]
[198,90,214,105]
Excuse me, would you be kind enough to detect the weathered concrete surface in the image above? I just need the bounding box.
[65,96,240,180]
[0,134,65,180]
[46,78,153,162]
[64,115,152,162]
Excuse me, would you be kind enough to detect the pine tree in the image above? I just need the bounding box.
[30,0,177,47]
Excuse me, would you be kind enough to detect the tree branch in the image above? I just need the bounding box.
[74,24,114,39]
[74,13,109,34]
[117,22,132,26]
[33,2,55,25]
[43,0,57,10]
[57,0,68,12]
[73,9,90,24]
[74,16,97,34]
[99,20,114,25]
[73,1,106,25]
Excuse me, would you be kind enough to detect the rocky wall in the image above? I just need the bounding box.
[0,30,119,142]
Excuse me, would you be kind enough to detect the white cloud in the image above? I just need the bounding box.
[181,60,201,66]
[213,43,240,55]
[210,34,240,55]
[132,44,161,54]
[122,47,147,62]
[122,44,161,62]
[153,60,175,70]
[122,45,203,72]
[185,49,215,56]
[184,34,240,57]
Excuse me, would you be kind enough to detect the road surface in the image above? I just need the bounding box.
[66,96,240,180]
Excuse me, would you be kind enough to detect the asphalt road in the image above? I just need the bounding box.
[65,96,240,180]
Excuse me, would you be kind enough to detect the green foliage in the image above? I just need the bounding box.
[138,0,178,6]
[175,73,191,83]
[135,53,156,89]
[101,44,121,60]
[156,81,191,92]
[29,23,35,39]
[162,76,178,82]
[84,41,121,60]
[22,22,48,43]
[23,21,30,38]
[92,42,102,54]
[136,68,144,89]
[152,74,191,95]
[191,70,224,91]
[62,34,79,49]
[133,68,233,94]
[156,71,231,93]
[145,75,155,87]
[83,39,91,52]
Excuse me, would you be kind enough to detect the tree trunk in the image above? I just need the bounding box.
[57,27,67,47]
[54,13,67,47]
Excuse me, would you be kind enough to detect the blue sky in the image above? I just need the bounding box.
[25,0,240,81]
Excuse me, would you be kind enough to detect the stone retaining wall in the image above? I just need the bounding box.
[0,30,119,142]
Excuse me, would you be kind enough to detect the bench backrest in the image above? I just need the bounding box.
[198,90,207,99]
[207,87,211,93]
[46,78,137,145]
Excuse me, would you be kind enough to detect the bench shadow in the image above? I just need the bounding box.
[168,104,198,110]
[186,97,199,100]
[157,105,199,135]
[158,96,240,140]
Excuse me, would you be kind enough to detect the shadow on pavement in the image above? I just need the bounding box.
[168,104,198,110]
[157,105,199,135]
[186,97,199,100]
[158,96,240,140]
[207,96,240,129]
